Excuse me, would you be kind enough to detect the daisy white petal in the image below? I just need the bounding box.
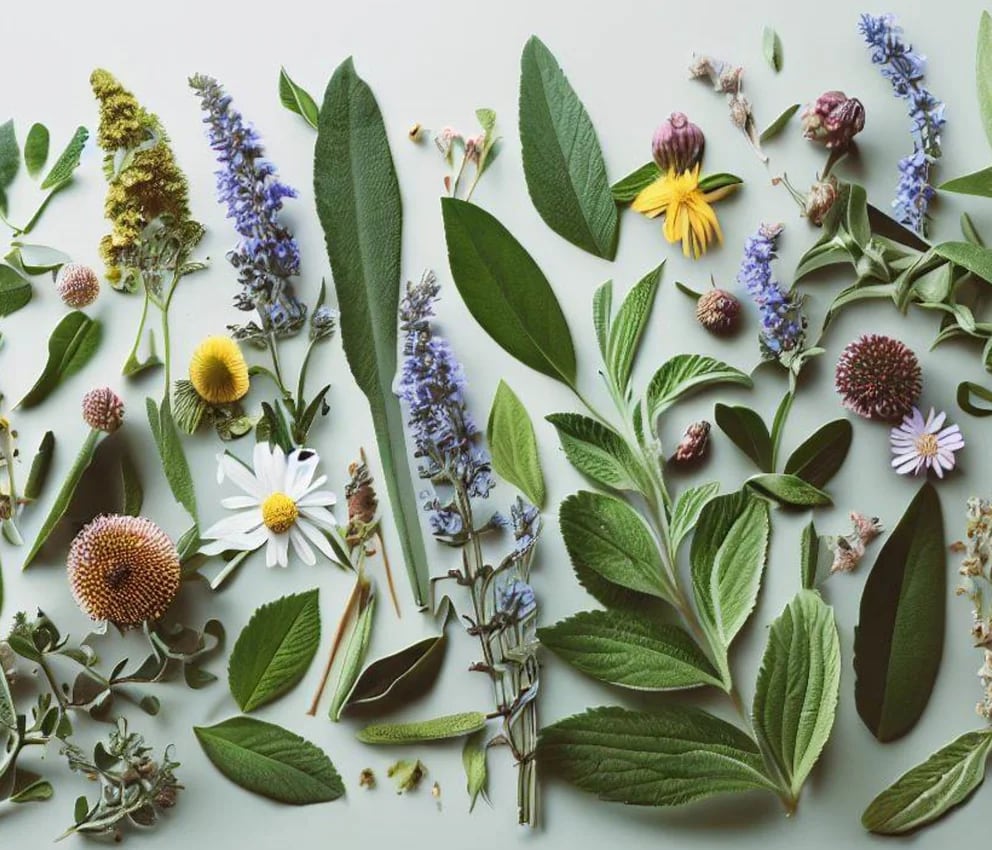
[220,453,264,498]
[265,537,279,568]
[221,495,259,509]
[274,532,290,567]
[296,518,337,561]
[297,474,330,500]
[297,490,338,508]
[202,509,264,539]
[300,506,338,531]
[289,527,316,566]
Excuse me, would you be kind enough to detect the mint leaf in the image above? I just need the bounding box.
[546,412,645,494]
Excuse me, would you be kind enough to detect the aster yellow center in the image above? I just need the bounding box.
[915,433,939,459]
[261,492,298,534]
[189,336,250,404]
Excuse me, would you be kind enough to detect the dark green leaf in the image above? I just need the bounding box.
[607,264,662,392]
[357,711,487,744]
[714,403,772,471]
[40,126,88,191]
[279,67,319,129]
[800,520,819,590]
[18,311,102,409]
[746,473,832,508]
[762,26,783,71]
[23,123,49,178]
[978,11,992,153]
[958,380,992,416]
[23,431,54,501]
[146,397,197,523]
[195,717,344,805]
[783,419,853,488]
[647,355,752,420]
[697,173,743,193]
[344,634,446,711]
[611,162,660,202]
[487,381,545,508]
[546,412,645,493]
[0,264,31,317]
[519,35,618,258]
[442,197,577,385]
[939,166,992,197]
[315,57,429,608]
[759,104,801,143]
[119,449,142,516]
[855,483,945,742]
[229,590,321,712]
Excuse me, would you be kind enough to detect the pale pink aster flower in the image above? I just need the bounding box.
[890,407,964,478]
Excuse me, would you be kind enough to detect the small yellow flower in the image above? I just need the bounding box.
[189,336,249,404]
[632,165,736,259]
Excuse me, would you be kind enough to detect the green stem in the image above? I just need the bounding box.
[267,331,290,398]
[37,656,68,710]
[121,288,153,375]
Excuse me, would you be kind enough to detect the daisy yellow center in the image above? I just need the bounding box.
[189,336,250,404]
[261,492,298,534]
[914,432,939,459]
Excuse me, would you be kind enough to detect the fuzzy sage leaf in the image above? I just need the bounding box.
[487,381,545,508]
[547,413,646,494]
[357,711,487,744]
[647,355,752,421]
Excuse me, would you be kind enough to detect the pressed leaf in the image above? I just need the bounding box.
[442,197,577,385]
[592,280,613,359]
[932,240,992,283]
[862,730,992,834]
[329,587,375,722]
[39,126,88,191]
[800,521,819,590]
[146,397,197,523]
[315,58,429,608]
[958,380,992,416]
[519,35,618,259]
[611,162,660,202]
[762,26,783,71]
[714,403,772,471]
[669,481,720,554]
[24,123,49,178]
[759,104,800,143]
[19,311,102,409]
[854,483,945,742]
[646,355,752,420]
[229,590,321,713]
[939,166,992,197]
[357,711,487,744]
[0,264,31,317]
[539,705,776,806]
[697,173,743,193]
[0,120,19,196]
[962,211,985,245]
[14,244,70,274]
[195,717,343,805]
[752,590,840,798]
[23,431,54,501]
[279,67,319,129]
[462,730,489,811]
[487,381,545,508]
[607,264,662,392]
[546,412,644,493]
[539,610,722,691]
[344,634,446,710]
[119,449,142,516]
[783,419,853,488]
[746,473,832,508]
[978,11,992,153]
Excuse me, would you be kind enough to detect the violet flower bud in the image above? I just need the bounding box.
[801,91,866,150]
[652,113,705,174]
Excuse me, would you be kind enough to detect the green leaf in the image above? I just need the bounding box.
[539,706,776,806]
[854,483,945,742]
[18,311,102,409]
[13,244,70,274]
[195,717,344,805]
[697,172,743,193]
[646,355,752,420]
[962,211,985,245]
[759,104,800,143]
[800,521,819,590]
[329,585,375,722]
[714,404,772,471]
[539,610,722,691]
[0,264,31,317]
[762,26,783,71]
[519,35,618,259]
[939,166,992,197]
[442,197,577,385]
[0,120,19,196]
[933,240,992,283]
[315,57,429,608]
[978,11,992,153]
[958,380,992,416]
[611,162,660,202]
[23,431,54,501]
[40,126,88,191]
[23,123,49,178]
[752,590,840,799]
[669,481,720,554]
[783,419,852,488]
[228,590,321,713]
[560,490,675,605]
[119,449,142,516]
[592,280,613,359]
[9,777,53,804]
[279,67,320,129]
[862,730,992,834]
[462,730,489,811]
[690,490,770,682]
[487,381,545,508]
[343,634,446,711]
[746,473,833,508]
[22,429,102,569]
[146,397,197,523]
[546,412,645,493]
[607,264,662,392]
[357,711,487,744]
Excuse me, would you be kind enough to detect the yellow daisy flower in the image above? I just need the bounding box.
[189,336,250,404]
[632,165,737,259]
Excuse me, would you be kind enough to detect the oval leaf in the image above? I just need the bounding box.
[939,166,992,197]
[344,633,446,711]
[23,431,54,502]
[19,311,102,409]
[357,711,487,744]
[194,717,343,805]
[783,419,853,488]
[442,197,577,385]
[228,590,321,713]
[669,481,720,555]
[760,104,801,143]
[546,412,644,493]
[462,730,489,811]
[714,403,772,471]
[24,123,49,178]
[646,355,752,420]
[40,126,88,191]
[519,35,618,259]
[854,482,945,742]
[746,473,833,508]
[800,520,820,590]
[611,162,661,202]
[487,381,545,508]
[762,26,783,71]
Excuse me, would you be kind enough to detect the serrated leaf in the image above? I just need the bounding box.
[978,11,992,153]
[229,590,321,713]
[24,123,49,178]
[119,449,142,516]
[487,381,545,508]
[746,473,833,508]
[714,403,772,471]
[195,717,343,805]
[23,431,54,502]
[762,26,783,71]
[442,197,577,386]
[607,264,662,392]
[462,730,489,811]
[357,711,487,744]
[752,590,840,799]
[546,412,645,493]
[862,730,992,834]
[539,705,776,806]
[40,126,88,191]
[279,67,319,129]
[315,57,429,608]
[646,355,752,421]
[344,633,445,711]
[18,311,102,409]
[611,161,661,202]
[539,610,722,691]
[759,104,800,143]
[669,481,720,554]
[783,419,852,487]
[519,35,618,259]
[855,483,945,742]
[800,520,819,590]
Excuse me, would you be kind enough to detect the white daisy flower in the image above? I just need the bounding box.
[200,442,337,568]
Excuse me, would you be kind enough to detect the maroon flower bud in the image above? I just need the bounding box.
[82,387,125,433]
[652,113,705,174]
[55,263,100,308]
[672,421,711,464]
[805,176,839,226]
[696,288,741,334]
[801,91,866,150]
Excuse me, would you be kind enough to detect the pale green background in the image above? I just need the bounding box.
[2,0,991,846]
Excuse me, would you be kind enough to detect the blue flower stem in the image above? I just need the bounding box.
[770,386,797,472]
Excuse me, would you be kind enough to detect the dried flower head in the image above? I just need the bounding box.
[652,113,705,174]
[835,334,922,421]
[826,511,883,573]
[189,336,250,404]
[67,514,181,627]
[345,452,379,548]
[82,387,125,433]
[696,287,740,334]
[359,768,377,789]
[801,91,866,149]
[388,759,427,794]
[672,421,711,464]
[805,176,839,225]
[55,263,100,308]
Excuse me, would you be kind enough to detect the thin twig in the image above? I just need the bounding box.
[375,527,402,618]
[306,574,363,716]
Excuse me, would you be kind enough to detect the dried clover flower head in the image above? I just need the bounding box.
[652,113,705,174]
[696,287,741,334]
[82,387,125,433]
[345,453,379,548]
[805,176,839,226]
[55,263,100,308]
[67,514,181,628]
[835,334,922,422]
[827,511,883,574]
[802,91,866,150]
[672,420,711,464]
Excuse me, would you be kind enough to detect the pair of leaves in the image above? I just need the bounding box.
[357,711,487,744]
[316,58,429,607]
[328,583,375,721]
[146,396,197,523]
[487,381,545,507]
[593,267,662,396]
[195,717,343,805]
[19,311,102,408]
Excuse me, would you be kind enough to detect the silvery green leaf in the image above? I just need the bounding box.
[606,264,662,393]
[487,381,545,508]
[546,412,646,493]
[462,730,489,811]
[977,11,992,152]
[646,354,752,421]
[800,521,819,590]
[939,166,992,197]
[669,481,720,554]
[357,711,487,744]
[592,280,613,360]
[762,27,783,71]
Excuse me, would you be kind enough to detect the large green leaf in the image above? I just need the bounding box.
[783,419,853,488]
[519,36,618,259]
[854,483,945,742]
[487,380,545,508]
[18,311,102,408]
[539,706,776,806]
[546,412,645,493]
[714,403,772,471]
[228,590,321,713]
[195,717,344,805]
[442,197,577,385]
[752,590,840,799]
[539,610,722,691]
[605,265,662,392]
[862,730,992,834]
[646,355,752,420]
[978,11,992,153]
[315,57,429,608]
[343,634,446,712]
